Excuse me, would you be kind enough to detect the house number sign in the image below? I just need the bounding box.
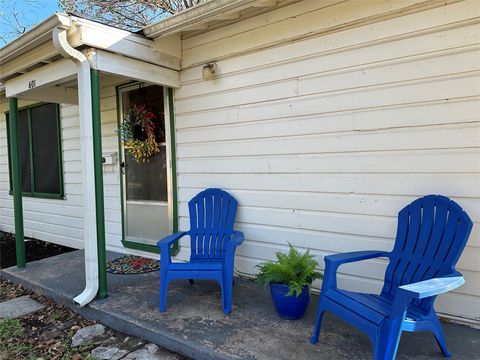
[28,80,36,89]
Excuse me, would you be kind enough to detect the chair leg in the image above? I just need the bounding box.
[310,305,325,344]
[373,337,395,360]
[373,328,390,360]
[431,316,452,357]
[377,322,403,360]
[159,271,169,312]
[373,337,384,360]
[222,271,234,315]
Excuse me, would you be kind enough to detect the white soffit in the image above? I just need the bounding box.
[143,0,301,39]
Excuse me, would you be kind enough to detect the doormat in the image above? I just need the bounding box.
[106,255,160,274]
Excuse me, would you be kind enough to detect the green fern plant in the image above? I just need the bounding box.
[256,244,322,297]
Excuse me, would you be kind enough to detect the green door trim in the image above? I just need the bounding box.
[116,84,179,256]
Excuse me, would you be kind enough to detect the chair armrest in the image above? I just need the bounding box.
[157,232,188,265]
[398,274,465,300]
[227,231,245,248]
[225,231,245,264]
[322,251,390,291]
[156,232,188,248]
[325,250,390,266]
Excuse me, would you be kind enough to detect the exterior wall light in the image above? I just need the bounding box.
[202,63,217,80]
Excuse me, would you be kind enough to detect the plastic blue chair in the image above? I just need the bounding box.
[311,195,473,360]
[157,188,245,314]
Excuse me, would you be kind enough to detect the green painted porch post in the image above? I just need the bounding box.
[91,69,107,299]
[8,97,25,268]
[168,88,179,254]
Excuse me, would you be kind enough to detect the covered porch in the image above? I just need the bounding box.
[1,13,181,305]
[2,250,479,360]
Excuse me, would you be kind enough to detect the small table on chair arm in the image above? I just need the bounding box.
[383,274,465,358]
[396,274,465,301]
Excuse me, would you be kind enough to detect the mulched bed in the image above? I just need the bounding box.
[0,231,75,269]
[106,254,160,274]
[0,279,96,359]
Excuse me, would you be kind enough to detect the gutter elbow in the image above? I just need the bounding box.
[74,284,99,307]
[52,27,87,64]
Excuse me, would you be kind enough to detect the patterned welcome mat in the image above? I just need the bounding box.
[106,255,160,274]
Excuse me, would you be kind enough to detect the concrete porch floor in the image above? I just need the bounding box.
[1,250,478,360]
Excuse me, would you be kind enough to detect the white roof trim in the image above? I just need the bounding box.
[0,13,71,65]
[143,0,270,38]
[0,12,181,85]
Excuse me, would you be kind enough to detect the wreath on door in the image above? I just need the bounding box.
[118,105,161,162]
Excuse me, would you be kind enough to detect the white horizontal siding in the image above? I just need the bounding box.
[0,100,84,249]
[174,0,480,323]
[98,76,125,253]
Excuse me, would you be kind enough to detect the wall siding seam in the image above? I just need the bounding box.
[178,41,480,92]
[175,84,480,118]
[174,122,480,149]
[176,123,480,146]
[176,71,479,114]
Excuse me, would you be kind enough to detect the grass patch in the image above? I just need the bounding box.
[0,319,22,340]
[0,319,37,358]
[0,319,22,342]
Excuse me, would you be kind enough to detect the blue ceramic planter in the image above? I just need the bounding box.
[269,283,310,320]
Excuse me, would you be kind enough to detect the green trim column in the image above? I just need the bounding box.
[168,88,179,255]
[91,69,107,299]
[8,97,25,268]
[168,88,178,234]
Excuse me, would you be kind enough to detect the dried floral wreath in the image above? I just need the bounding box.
[117,105,161,162]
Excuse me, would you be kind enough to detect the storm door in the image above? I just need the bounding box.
[119,83,171,246]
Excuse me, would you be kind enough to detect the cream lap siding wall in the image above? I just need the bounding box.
[0,76,124,253]
[174,0,480,324]
[99,75,125,254]
[0,100,84,248]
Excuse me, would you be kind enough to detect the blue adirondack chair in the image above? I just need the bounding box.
[310,195,473,360]
[156,188,245,314]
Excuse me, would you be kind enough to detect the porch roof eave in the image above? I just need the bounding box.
[0,13,181,90]
[0,13,71,67]
[142,0,301,39]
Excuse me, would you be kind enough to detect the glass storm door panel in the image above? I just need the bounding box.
[120,84,171,246]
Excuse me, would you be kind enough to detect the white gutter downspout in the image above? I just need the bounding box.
[53,27,99,306]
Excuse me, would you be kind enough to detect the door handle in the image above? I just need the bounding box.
[120,161,125,175]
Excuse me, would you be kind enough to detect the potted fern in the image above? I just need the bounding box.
[256,244,322,320]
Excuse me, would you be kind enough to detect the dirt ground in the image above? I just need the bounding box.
[0,232,186,360]
[0,231,74,270]
[0,231,96,358]
[0,279,98,359]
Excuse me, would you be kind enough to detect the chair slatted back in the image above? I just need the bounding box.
[382,195,473,311]
[188,188,238,261]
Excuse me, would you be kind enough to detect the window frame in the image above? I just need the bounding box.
[6,102,65,199]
